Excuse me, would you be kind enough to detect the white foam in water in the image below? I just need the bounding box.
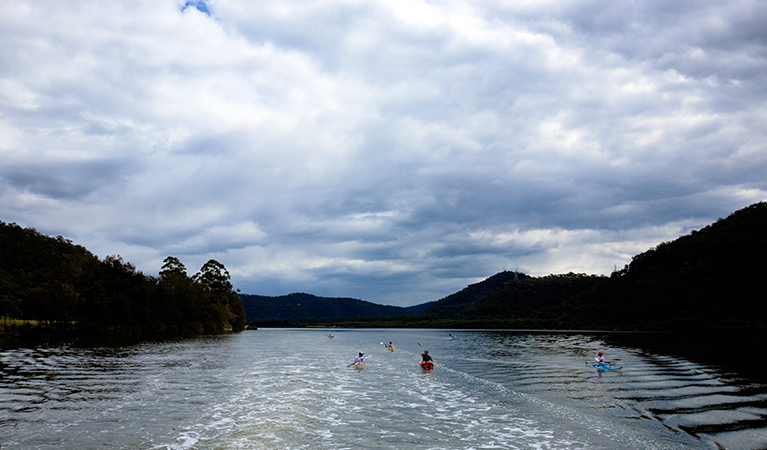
[149,431,199,450]
[2,329,766,449]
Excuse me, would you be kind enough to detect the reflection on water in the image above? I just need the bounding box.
[1,330,766,449]
[444,331,767,449]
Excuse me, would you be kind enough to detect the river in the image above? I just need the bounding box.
[1,329,766,449]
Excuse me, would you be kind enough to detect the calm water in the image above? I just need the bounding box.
[1,329,766,449]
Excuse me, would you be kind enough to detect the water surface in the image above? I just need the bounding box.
[1,329,766,449]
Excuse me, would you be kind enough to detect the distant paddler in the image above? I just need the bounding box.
[327,334,334,339]
[350,352,365,368]
[384,341,395,351]
[596,351,606,364]
[418,342,435,370]
[449,333,458,340]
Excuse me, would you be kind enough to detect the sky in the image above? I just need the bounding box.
[1,0,766,307]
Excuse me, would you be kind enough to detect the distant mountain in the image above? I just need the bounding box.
[403,301,435,314]
[423,271,529,318]
[241,202,767,330]
[555,201,767,330]
[239,293,431,325]
[417,201,767,331]
[459,272,604,320]
[14,203,765,334]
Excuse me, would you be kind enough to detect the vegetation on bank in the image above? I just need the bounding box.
[245,202,767,332]
[0,222,246,341]
[3,201,766,337]
[240,292,432,325]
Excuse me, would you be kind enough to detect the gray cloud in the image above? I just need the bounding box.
[1,0,765,306]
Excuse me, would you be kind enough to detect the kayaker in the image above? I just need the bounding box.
[354,352,365,364]
[421,350,433,363]
[596,351,607,365]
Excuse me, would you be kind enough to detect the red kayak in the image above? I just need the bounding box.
[420,361,434,370]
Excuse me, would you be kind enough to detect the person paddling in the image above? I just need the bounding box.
[421,350,433,363]
[596,351,607,365]
[353,352,365,366]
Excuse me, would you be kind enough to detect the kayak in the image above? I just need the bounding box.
[420,361,434,370]
[387,346,395,352]
[586,363,622,371]
[352,362,364,369]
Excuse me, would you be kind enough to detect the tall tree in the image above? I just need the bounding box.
[194,259,234,294]
[159,256,187,279]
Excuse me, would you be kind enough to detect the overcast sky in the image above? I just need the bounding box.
[1,0,765,306]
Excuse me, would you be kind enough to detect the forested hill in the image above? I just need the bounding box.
[555,201,767,330]
[417,201,767,331]
[0,222,246,339]
[4,201,764,334]
[423,271,529,319]
[239,293,432,326]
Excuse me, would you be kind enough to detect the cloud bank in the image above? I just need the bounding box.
[1,0,765,305]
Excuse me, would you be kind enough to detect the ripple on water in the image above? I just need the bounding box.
[2,330,767,449]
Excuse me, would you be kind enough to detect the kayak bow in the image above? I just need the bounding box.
[586,362,622,371]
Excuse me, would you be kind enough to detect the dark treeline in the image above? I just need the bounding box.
[552,201,767,331]
[418,201,767,331]
[0,222,246,340]
[240,292,432,327]
[245,202,767,331]
[4,201,765,335]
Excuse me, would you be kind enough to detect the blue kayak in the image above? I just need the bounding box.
[586,362,623,371]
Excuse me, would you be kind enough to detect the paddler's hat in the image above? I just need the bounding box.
[598,352,603,355]
[359,352,363,356]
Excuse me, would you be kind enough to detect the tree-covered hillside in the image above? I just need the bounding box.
[1,222,246,339]
[413,202,767,331]
[554,201,767,330]
[240,293,428,326]
[4,201,764,334]
[424,271,529,319]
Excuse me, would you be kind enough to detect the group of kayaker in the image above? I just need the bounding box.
[348,342,435,369]
[347,335,613,372]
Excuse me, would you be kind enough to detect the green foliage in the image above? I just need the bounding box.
[270,202,767,331]
[413,202,767,331]
[160,256,187,279]
[5,201,764,335]
[240,292,420,326]
[194,259,234,293]
[552,202,767,331]
[0,222,247,340]
[424,271,529,319]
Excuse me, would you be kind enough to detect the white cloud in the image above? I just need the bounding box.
[1,0,765,305]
